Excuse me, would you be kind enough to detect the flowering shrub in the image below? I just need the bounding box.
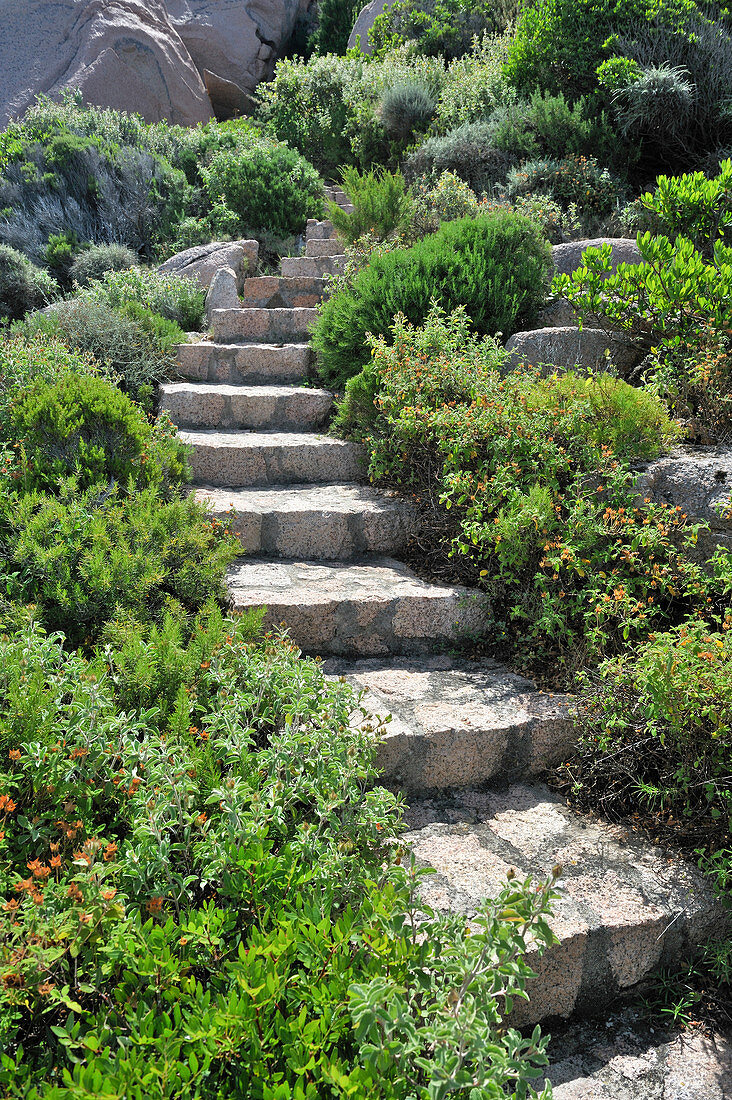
[337,306,723,675]
[0,615,560,1097]
[562,616,732,894]
[80,267,206,331]
[506,155,625,219]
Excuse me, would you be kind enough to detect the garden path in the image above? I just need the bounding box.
[162,193,727,1087]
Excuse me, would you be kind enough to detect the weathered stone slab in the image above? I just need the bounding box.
[225,557,489,656]
[176,342,312,385]
[241,276,325,309]
[195,483,417,559]
[305,238,346,259]
[204,266,240,321]
[636,444,732,559]
[552,238,642,277]
[305,219,337,242]
[281,255,347,278]
[323,656,573,791]
[404,784,725,1026]
[213,307,317,344]
[180,429,364,487]
[505,327,640,374]
[161,383,333,431]
[159,239,258,290]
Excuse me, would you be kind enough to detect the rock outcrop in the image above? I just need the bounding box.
[159,239,259,290]
[636,445,732,557]
[504,326,641,375]
[0,0,313,127]
[348,0,390,52]
[552,238,642,277]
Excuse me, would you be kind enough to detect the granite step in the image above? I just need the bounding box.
[324,187,349,206]
[281,255,346,278]
[161,383,333,431]
[212,307,317,344]
[225,556,488,656]
[241,275,325,309]
[306,219,337,241]
[180,430,364,487]
[195,483,417,559]
[176,342,312,385]
[403,784,725,1027]
[305,238,346,259]
[322,656,573,792]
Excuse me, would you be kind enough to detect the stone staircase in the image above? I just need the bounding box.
[160,189,725,1051]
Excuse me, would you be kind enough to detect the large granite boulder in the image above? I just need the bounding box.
[635,445,732,558]
[504,327,641,375]
[552,238,642,277]
[348,0,390,52]
[0,0,212,127]
[0,0,314,127]
[158,239,259,290]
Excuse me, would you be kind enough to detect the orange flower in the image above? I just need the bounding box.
[50,855,62,869]
[101,889,117,901]
[8,750,20,762]
[103,842,118,861]
[146,896,164,915]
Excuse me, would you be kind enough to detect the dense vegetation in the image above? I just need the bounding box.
[2,0,732,1084]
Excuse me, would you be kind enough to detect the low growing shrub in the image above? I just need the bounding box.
[81,267,206,331]
[0,335,102,441]
[404,121,514,195]
[313,211,552,388]
[561,617,732,893]
[506,155,626,219]
[336,306,718,675]
[69,244,139,287]
[0,615,561,1095]
[0,245,57,320]
[9,375,188,494]
[379,80,436,142]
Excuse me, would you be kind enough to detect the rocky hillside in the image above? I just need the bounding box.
[0,0,314,126]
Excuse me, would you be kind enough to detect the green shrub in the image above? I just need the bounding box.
[504,0,698,98]
[410,170,484,236]
[0,480,238,647]
[328,167,415,244]
[312,210,552,388]
[337,305,718,674]
[200,137,323,239]
[404,121,514,194]
[622,159,732,257]
[436,32,514,130]
[0,614,560,1095]
[0,335,102,441]
[9,375,188,495]
[0,245,57,320]
[44,231,81,288]
[17,297,184,408]
[81,266,206,331]
[308,0,361,54]
[379,80,436,142]
[370,0,502,59]
[563,618,732,892]
[507,155,625,218]
[69,244,139,287]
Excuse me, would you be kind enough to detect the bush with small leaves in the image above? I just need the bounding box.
[0,245,57,320]
[329,167,414,245]
[0,335,103,442]
[507,155,626,219]
[70,244,139,287]
[80,267,206,331]
[379,81,436,142]
[404,121,514,194]
[9,374,189,495]
[313,210,552,388]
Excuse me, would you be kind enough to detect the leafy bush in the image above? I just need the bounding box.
[336,305,718,675]
[17,298,185,409]
[555,233,732,437]
[370,0,502,59]
[80,267,206,331]
[0,478,237,647]
[0,614,560,1095]
[9,375,188,495]
[69,244,139,287]
[313,210,552,388]
[507,155,625,219]
[504,0,698,98]
[0,245,57,320]
[563,618,732,892]
[44,231,81,288]
[622,159,732,257]
[328,167,414,245]
[0,335,102,441]
[436,32,514,130]
[602,15,732,172]
[308,0,361,54]
[200,137,324,239]
[410,170,485,236]
[404,121,514,194]
[379,80,436,142]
